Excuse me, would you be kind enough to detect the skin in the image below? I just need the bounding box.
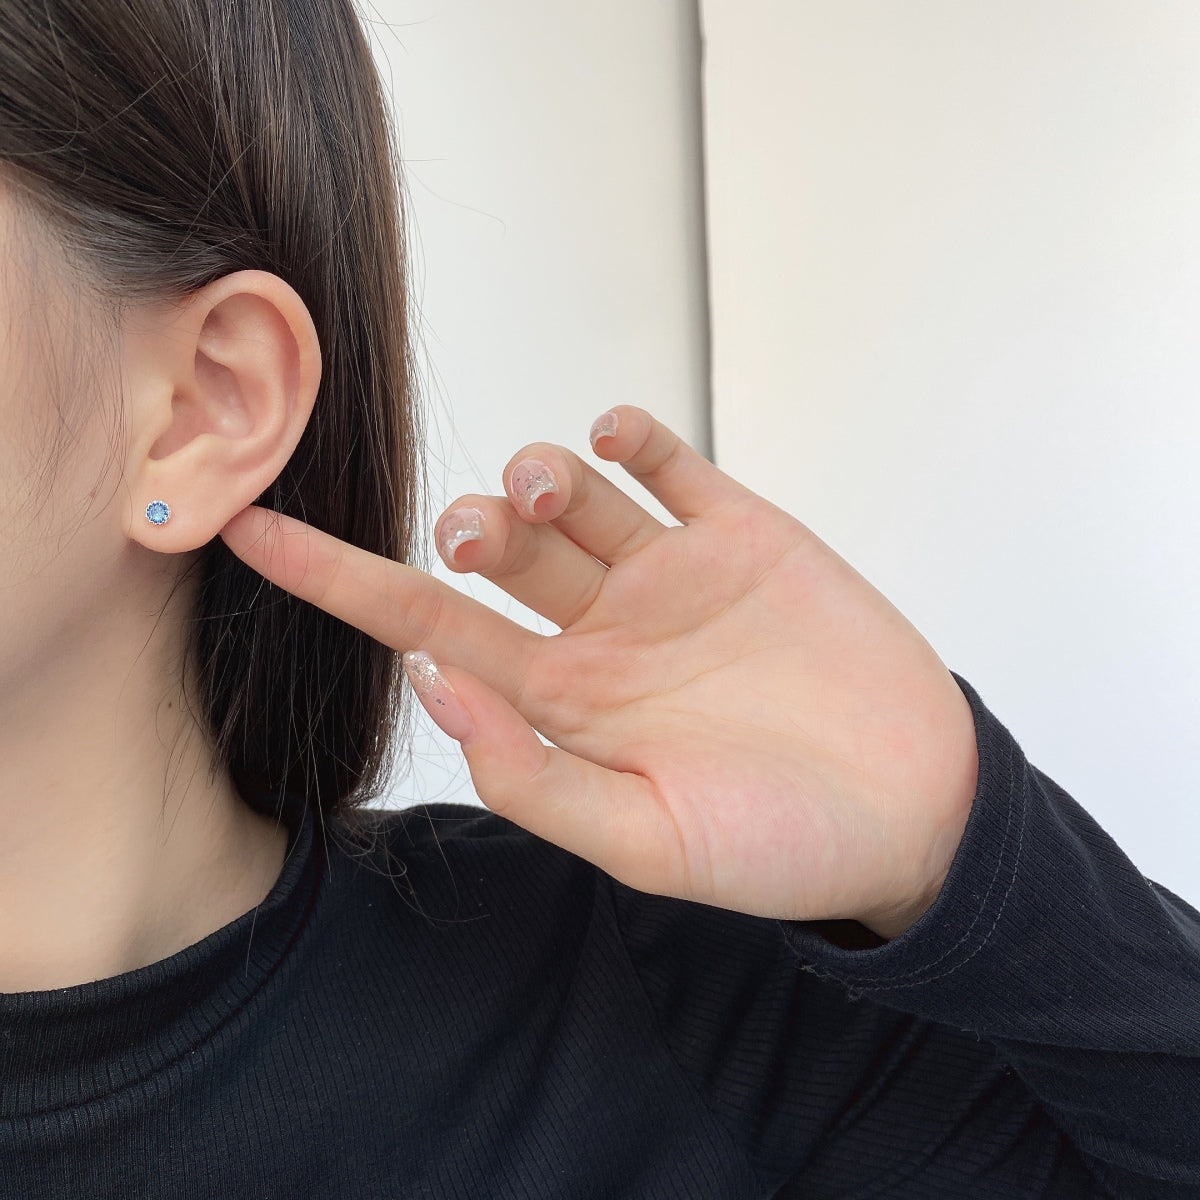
[0,184,321,991]
[220,419,981,942]
[0,170,977,990]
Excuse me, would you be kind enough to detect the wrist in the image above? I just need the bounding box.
[860,783,974,941]
[858,870,947,942]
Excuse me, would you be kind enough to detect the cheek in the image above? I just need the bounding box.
[0,356,126,586]
[0,385,129,710]
[0,251,134,683]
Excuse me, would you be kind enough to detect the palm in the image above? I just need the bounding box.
[220,406,979,934]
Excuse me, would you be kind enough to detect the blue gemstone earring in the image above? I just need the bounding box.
[145,500,172,526]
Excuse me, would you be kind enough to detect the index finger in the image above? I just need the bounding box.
[218,505,541,700]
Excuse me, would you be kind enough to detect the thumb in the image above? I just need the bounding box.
[400,650,664,892]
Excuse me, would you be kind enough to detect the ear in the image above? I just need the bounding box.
[121,269,322,552]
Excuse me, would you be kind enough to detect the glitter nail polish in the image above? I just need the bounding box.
[589,411,619,447]
[402,650,476,743]
[510,459,558,517]
[438,507,484,561]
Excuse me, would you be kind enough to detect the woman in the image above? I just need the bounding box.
[1,2,1195,1197]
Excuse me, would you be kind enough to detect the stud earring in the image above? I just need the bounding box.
[145,500,172,526]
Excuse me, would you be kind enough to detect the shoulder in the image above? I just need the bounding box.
[361,800,588,874]
[327,800,601,947]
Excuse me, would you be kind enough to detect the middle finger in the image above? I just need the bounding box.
[435,496,608,629]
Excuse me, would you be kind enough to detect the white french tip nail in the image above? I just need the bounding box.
[589,411,619,447]
[438,507,484,560]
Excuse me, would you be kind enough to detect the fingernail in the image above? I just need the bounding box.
[437,506,484,562]
[510,459,558,517]
[589,410,619,447]
[402,650,476,743]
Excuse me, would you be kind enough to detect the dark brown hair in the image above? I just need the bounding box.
[0,1,425,843]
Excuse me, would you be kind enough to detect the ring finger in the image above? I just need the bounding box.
[501,441,669,566]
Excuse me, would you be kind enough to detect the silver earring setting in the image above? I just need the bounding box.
[145,500,172,526]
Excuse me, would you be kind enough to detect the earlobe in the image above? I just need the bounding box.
[125,270,322,554]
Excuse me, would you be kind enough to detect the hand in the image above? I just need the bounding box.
[218,405,978,938]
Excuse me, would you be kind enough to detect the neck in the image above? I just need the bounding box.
[0,582,288,993]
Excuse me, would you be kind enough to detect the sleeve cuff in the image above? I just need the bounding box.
[778,669,1025,995]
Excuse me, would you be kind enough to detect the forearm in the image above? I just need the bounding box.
[781,671,1200,1196]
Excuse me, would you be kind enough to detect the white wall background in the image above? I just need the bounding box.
[359,1,710,808]
[363,1,1199,909]
[701,0,1200,907]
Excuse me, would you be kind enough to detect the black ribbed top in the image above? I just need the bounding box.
[0,788,323,1119]
[2,672,1197,1198]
